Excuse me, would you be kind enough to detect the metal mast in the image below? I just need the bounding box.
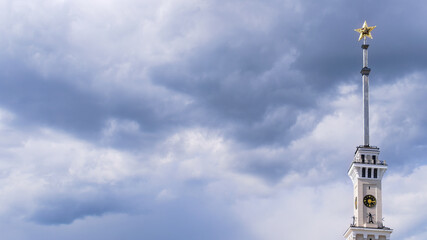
[355,21,376,146]
[361,38,370,146]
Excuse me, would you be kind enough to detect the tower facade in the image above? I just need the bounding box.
[344,22,393,240]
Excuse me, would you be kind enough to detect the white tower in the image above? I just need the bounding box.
[344,22,393,240]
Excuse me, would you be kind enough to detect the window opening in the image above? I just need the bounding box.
[373,155,376,164]
[368,168,372,178]
[362,168,366,177]
[374,169,378,178]
[361,154,365,163]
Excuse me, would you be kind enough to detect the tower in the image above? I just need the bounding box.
[343,21,393,240]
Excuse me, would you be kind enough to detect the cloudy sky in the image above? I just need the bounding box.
[1,0,427,239]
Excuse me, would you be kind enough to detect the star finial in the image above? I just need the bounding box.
[354,21,376,41]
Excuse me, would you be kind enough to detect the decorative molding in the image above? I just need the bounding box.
[344,226,393,240]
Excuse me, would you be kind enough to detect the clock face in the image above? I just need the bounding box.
[363,195,376,208]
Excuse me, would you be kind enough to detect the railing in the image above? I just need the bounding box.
[351,160,387,165]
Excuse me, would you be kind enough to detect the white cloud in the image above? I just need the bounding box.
[384,165,427,240]
[371,72,427,148]
[102,118,140,138]
[0,110,139,220]
[233,182,352,240]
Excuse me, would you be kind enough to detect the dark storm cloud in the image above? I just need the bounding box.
[146,2,320,147]
[0,60,105,137]
[3,0,426,152]
[146,0,427,150]
[1,0,426,177]
[29,193,124,225]
[150,44,314,146]
[1,1,427,238]
[25,194,253,240]
[2,0,313,154]
[27,176,253,239]
[292,0,427,86]
[0,58,195,149]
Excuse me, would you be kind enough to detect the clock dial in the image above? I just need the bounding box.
[363,195,376,208]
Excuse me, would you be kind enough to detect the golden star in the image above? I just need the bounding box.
[354,21,376,41]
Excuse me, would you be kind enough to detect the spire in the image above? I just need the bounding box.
[355,21,376,146]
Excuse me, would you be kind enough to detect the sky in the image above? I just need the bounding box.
[0,0,427,239]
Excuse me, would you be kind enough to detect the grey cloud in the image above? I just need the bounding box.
[6,0,426,152]
[0,0,427,238]
[30,195,123,225]
[23,196,253,240]
[2,0,426,177]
